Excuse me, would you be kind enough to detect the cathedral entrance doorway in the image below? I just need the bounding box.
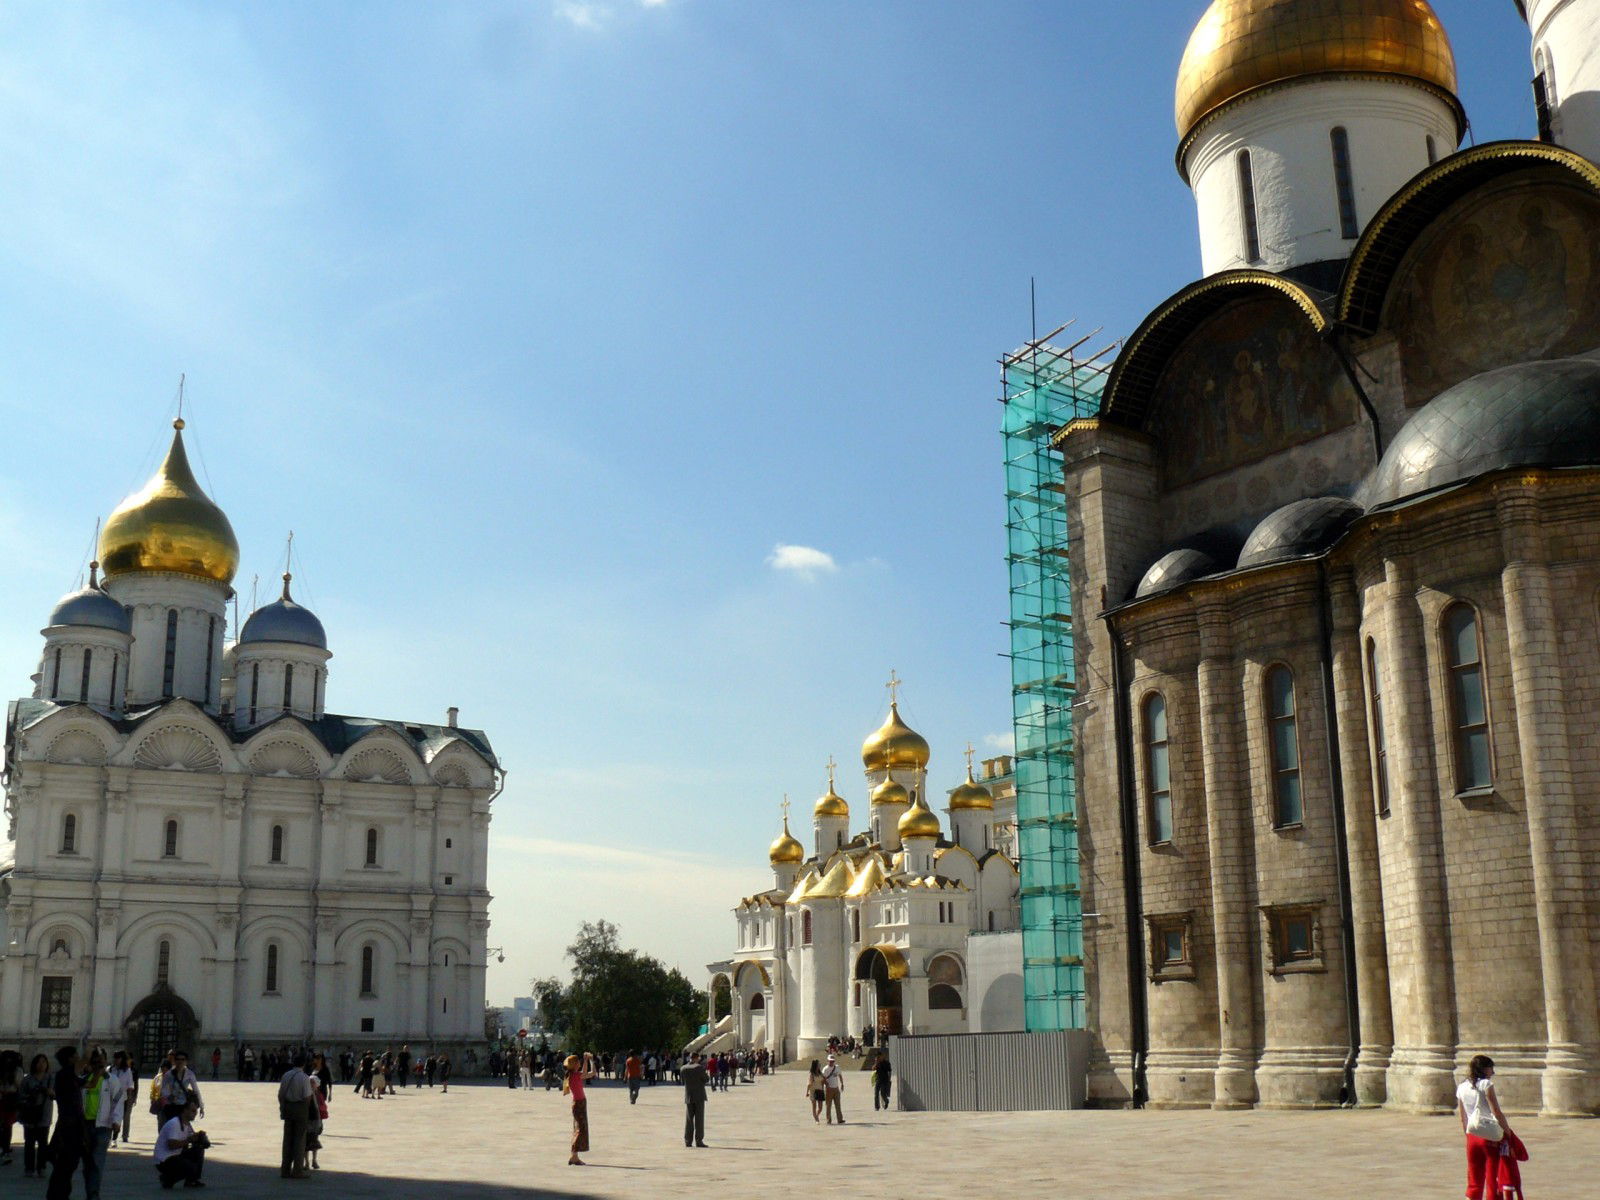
[855,945,907,1039]
[124,986,199,1068]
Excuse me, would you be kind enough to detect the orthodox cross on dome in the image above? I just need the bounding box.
[964,742,976,773]
[825,755,837,787]
[885,669,903,706]
[780,794,791,824]
[175,372,186,430]
[282,530,295,598]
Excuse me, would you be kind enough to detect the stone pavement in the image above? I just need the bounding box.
[39,1075,1600,1198]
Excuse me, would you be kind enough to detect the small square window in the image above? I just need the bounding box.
[360,1017,375,1033]
[445,838,452,848]
[1143,911,1195,982]
[1262,903,1325,974]
[444,875,453,886]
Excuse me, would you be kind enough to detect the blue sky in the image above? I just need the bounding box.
[0,1,1535,1002]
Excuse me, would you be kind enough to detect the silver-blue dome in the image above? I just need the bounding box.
[240,582,327,650]
[1237,497,1362,570]
[48,585,132,634]
[1134,547,1224,599]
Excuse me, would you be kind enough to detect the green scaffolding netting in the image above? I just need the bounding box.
[1001,338,1109,1033]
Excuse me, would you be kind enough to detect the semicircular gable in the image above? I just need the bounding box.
[332,917,409,956]
[45,727,113,766]
[130,724,225,773]
[429,741,492,788]
[247,737,325,779]
[336,731,422,785]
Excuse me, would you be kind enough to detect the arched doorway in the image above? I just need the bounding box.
[854,945,907,1039]
[124,986,199,1071]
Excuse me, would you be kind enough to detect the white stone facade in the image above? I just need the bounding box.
[1525,0,1600,163]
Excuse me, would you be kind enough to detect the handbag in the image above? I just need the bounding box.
[1466,1084,1503,1142]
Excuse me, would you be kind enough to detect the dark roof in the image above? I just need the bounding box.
[48,586,132,634]
[240,596,327,649]
[1361,356,1600,510]
[8,697,499,768]
[1237,496,1362,570]
[1134,547,1225,599]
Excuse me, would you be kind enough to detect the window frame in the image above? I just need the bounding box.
[79,647,92,704]
[1143,911,1196,983]
[1365,639,1390,817]
[360,944,376,997]
[265,941,280,994]
[1264,664,1304,829]
[163,817,180,859]
[1142,691,1173,845]
[60,812,78,855]
[364,827,380,868]
[157,939,172,988]
[801,909,813,946]
[1441,602,1494,794]
[162,609,178,699]
[38,976,72,1029]
[1260,902,1325,975]
[270,823,285,864]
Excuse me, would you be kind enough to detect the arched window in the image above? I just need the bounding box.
[283,663,294,711]
[1444,603,1492,791]
[163,818,180,858]
[1535,48,1557,141]
[265,942,280,993]
[360,944,375,996]
[204,615,217,707]
[248,663,260,726]
[79,648,91,703]
[928,955,964,1010]
[801,910,813,946]
[313,671,322,716]
[1330,126,1358,239]
[51,647,62,699]
[162,609,178,698]
[157,939,171,987]
[110,653,119,705]
[1142,693,1172,844]
[1237,150,1261,262]
[1366,639,1390,817]
[60,813,78,854]
[1266,665,1302,826]
[365,827,380,867]
[1426,134,1438,165]
[270,824,285,864]
[749,993,764,1011]
[851,909,861,943]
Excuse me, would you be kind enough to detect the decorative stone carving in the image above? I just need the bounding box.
[133,726,222,773]
[316,913,338,934]
[434,762,471,788]
[471,811,490,831]
[45,729,108,766]
[97,907,119,930]
[343,746,410,785]
[216,909,239,931]
[250,740,320,779]
[410,917,431,937]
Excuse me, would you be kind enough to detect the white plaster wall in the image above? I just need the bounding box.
[1527,0,1600,163]
[232,642,330,727]
[1185,80,1460,275]
[966,930,1024,1033]
[37,627,132,712]
[104,574,228,710]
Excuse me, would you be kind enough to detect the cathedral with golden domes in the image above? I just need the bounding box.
[1063,0,1600,1116]
[0,420,499,1064]
[708,686,1024,1060]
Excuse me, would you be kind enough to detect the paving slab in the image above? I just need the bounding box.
[26,1075,1599,1198]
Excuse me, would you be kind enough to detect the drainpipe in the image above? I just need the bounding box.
[1107,617,1148,1108]
[1328,329,1383,462]
[1316,561,1362,1106]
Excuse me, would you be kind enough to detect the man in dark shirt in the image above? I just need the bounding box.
[873,1053,892,1110]
[680,1053,709,1149]
[46,1046,85,1200]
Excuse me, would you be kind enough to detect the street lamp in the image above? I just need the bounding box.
[487,945,506,964]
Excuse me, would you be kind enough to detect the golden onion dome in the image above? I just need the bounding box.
[768,819,805,866]
[814,784,849,819]
[1175,0,1460,143]
[861,701,931,770]
[898,796,941,841]
[949,768,995,811]
[100,421,239,585]
[870,775,910,807]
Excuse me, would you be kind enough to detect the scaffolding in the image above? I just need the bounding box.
[1001,325,1115,1033]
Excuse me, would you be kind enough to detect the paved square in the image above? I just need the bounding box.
[54,1075,1600,1198]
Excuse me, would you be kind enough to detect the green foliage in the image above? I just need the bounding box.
[539,920,706,1052]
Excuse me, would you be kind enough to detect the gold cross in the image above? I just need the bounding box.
[886,669,903,705]
[964,742,976,773]
[825,756,837,787]
[781,794,791,823]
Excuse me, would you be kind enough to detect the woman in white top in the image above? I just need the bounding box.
[1456,1054,1512,1200]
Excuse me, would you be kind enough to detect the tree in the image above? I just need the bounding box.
[531,975,569,1035]
[542,920,706,1053]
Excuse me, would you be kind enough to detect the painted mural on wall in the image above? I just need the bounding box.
[1150,297,1357,489]
[1387,181,1600,401]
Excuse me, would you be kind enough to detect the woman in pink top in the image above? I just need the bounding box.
[562,1054,592,1166]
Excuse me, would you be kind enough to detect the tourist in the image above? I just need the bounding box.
[277,1052,314,1178]
[45,1045,85,1200]
[624,1050,643,1104]
[680,1053,708,1148]
[1457,1054,1513,1200]
[85,1047,127,1200]
[158,1051,203,1126]
[424,1055,437,1088]
[562,1054,593,1166]
[0,1049,21,1165]
[153,1097,207,1189]
[306,1073,326,1171]
[805,1060,825,1123]
[821,1053,845,1125]
[115,1053,137,1146]
[209,1048,221,1082]
[18,1053,54,1177]
[520,1049,533,1090]
[397,1045,411,1089]
[357,1051,375,1098]
[241,1045,256,1082]
[309,1051,334,1169]
[439,1053,452,1094]
[872,1054,891,1111]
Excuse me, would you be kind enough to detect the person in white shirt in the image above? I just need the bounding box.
[82,1048,129,1199]
[108,1052,135,1147]
[1456,1054,1513,1200]
[153,1098,206,1189]
[821,1054,846,1125]
[277,1054,314,1179]
[158,1052,203,1125]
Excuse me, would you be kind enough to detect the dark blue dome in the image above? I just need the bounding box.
[1363,356,1600,510]
[1134,547,1223,599]
[240,590,327,649]
[49,586,131,634]
[1238,497,1362,570]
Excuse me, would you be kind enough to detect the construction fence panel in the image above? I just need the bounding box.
[889,1030,1089,1112]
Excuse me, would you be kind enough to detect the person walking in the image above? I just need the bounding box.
[424,1055,437,1088]
[84,1047,126,1200]
[18,1053,54,1178]
[821,1053,845,1125]
[116,1054,137,1146]
[624,1051,643,1105]
[396,1045,411,1089]
[208,1049,221,1082]
[1457,1054,1513,1200]
[872,1054,892,1111]
[45,1045,86,1200]
[153,1097,207,1188]
[680,1054,709,1149]
[277,1052,314,1179]
[308,1053,333,1171]
[805,1060,825,1123]
[438,1054,451,1094]
[562,1054,593,1166]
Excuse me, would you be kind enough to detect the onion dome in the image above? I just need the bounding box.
[870,775,910,807]
[1176,0,1460,141]
[240,574,328,649]
[949,767,995,812]
[768,819,805,866]
[48,564,131,634]
[814,783,849,819]
[808,857,855,899]
[1362,357,1600,510]
[1237,497,1362,570]
[100,420,239,585]
[861,701,930,770]
[897,796,941,841]
[1135,547,1223,599]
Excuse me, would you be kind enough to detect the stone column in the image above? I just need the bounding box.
[219,778,247,884]
[467,917,490,1041]
[317,782,344,887]
[1328,575,1394,1106]
[91,905,121,1037]
[212,908,239,1043]
[1375,557,1456,1110]
[1194,603,1258,1108]
[409,912,432,1041]
[313,912,338,1042]
[101,775,129,882]
[469,809,490,892]
[1498,492,1600,1115]
[0,902,28,1038]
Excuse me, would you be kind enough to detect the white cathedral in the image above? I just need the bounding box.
[0,419,499,1066]
[709,689,1025,1061]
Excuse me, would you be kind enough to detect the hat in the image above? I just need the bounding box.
[827,1053,836,1061]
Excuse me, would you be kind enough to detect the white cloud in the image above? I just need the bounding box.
[767,543,838,579]
[983,731,1014,753]
[554,1,608,29]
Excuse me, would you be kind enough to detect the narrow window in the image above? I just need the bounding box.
[61,813,77,854]
[51,647,62,699]
[1143,693,1172,844]
[442,997,448,1014]
[360,945,375,996]
[38,977,72,1029]
[852,909,860,943]
[313,671,322,716]
[265,942,279,993]
[79,648,91,703]
[164,818,179,858]
[248,663,260,726]
[1266,665,1303,826]
[1426,134,1438,165]
[157,939,171,987]
[1330,126,1358,239]
[1237,150,1261,262]
[204,615,216,706]
[270,824,285,864]
[1444,604,1492,791]
[445,838,452,849]
[1366,640,1390,817]
[162,609,178,698]
[283,663,294,711]
[365,827,379,867]
[802,910,813,945]
[110,653,119,705]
